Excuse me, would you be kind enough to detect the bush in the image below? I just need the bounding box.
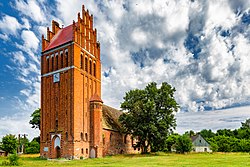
[8,153,19,166]
[209,142,218,152]
[175,134,192,153]
[25,141,40,154]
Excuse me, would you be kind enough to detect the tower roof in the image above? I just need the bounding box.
[90,93,103,103]
[44,24,73,52]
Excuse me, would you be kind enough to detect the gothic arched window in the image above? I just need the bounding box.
[93,62,96,77]
[65,51,68,67]
[80,54,83,69]
[85,57,88,72]
[89,60,92,75]
[60,52,63,68]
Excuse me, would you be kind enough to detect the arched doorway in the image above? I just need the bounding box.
[90,148,96,158]
[56,146,60,158]
[53,135,61,158]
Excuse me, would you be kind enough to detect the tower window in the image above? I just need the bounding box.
[81,132,84,141]
[93,63,96,77]
[81,148,84,154]
[47,58,49,72]
[52,56,54,71]
[65,132,68,141]
[89,60,92,75]
[60,52,63,68]
[56,54,58,70]
[85,57,88,72]
[55,119,58,130]
[85,133,88,141]
[86,148,88,154]
[80,54,83,69]
[65,51,68,67]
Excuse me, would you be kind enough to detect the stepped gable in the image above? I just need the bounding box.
[102,105,123,131]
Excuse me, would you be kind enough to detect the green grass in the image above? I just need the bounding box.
[0,152,249,167]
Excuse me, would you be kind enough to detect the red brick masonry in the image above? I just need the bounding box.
[40,4,140,159]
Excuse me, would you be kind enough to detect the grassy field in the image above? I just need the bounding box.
[0,152,249,167]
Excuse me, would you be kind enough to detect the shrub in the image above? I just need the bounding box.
[25,141,40,154]
[175,134,192,153]
[8,153,19,166]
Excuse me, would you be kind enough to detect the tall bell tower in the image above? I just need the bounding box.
[40,5,102,159]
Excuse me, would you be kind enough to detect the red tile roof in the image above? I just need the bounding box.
[44,24,73,52]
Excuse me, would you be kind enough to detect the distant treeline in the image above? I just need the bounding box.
[188,118,250,152]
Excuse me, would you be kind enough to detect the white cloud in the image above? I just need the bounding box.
[0,15,21,35]
[0,114,39,141]
[12,51,26,66]
[55,0,86,25]
[0,33,9,41]
[131,28,147,46]
[36,25,47,37]
[176,106,250,133]
[14,0,46,23]
[21,30,39,51]
[21,18,31,30]
[9,50,40,114]
[205,0,236,30]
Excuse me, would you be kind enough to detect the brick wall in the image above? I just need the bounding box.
[102,129,141,156]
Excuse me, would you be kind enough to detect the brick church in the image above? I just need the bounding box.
[40,5,140,159]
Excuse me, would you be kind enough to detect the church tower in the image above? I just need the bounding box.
[40,5,102,159]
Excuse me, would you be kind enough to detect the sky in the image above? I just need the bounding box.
[0,0,250,140]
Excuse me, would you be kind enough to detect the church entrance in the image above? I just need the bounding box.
[90,148,96,158]
[56,146,60,158]
[52,135,61,158]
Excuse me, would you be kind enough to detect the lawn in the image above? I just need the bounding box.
[0,152,249,167]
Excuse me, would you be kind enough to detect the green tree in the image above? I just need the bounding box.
[25,140,40,154]
[209,141,219,152]
[165,133,179,152]
[236,128,250,139]
[213,135,233,152]
[119,82,179,153]
[32,136,40,144]
[184,130,195,137]
[216,129,234,137]
[199,129,215,140]
[175,134,192,153]
[0,134,18,156]
[241,118,250,129]
[29,108,40,129]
